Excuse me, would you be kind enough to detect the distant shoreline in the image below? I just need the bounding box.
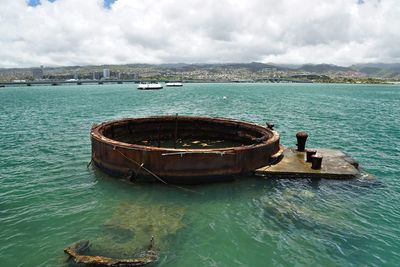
[0,79,397,88]
[1,63,399,85]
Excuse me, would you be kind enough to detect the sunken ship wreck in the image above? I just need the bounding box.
[91,116,281,183]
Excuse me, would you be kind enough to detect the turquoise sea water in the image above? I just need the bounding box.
[0,83,399,266]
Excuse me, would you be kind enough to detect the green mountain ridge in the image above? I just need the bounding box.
[1,62,399,81]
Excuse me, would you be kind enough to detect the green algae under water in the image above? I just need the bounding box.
[0,83,399,267]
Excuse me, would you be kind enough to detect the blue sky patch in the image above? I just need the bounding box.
[27,0,117,8]
[27,0,41,6]
[104,0,118,9]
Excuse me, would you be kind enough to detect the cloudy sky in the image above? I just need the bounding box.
[0,0,399,67]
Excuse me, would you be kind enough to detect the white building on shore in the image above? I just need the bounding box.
[103,69,110,79]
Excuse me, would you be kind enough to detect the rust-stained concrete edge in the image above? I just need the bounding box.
[254,147,361,179]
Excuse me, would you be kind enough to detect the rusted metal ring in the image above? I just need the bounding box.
[91,116,280,183]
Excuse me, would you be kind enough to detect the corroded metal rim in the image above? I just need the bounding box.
[91,116,279,152]
[90,116,280,183]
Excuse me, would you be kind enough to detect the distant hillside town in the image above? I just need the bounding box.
[1,62,400,84]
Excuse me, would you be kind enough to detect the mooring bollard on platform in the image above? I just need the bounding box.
[311,154,323,170]
[306,149,317,162]
[296,131,308,151]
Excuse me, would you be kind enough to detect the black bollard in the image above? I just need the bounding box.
[296,131,308,152]
[311,154,323,170]
[306,149,317,162]
[266,122,274,130]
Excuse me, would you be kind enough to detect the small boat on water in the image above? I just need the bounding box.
[166,82,183,87]
[137,82,163,90]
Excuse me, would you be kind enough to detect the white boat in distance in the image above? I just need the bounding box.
[137,82,163,90]
[166,82,183,87]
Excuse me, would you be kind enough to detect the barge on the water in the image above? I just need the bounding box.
[137,82,163,90]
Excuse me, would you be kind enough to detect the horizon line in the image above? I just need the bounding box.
[1,61,400,70]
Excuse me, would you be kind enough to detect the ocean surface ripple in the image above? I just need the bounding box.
[0,83,399,266]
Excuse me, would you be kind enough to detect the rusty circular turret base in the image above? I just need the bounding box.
[91,116,280,184]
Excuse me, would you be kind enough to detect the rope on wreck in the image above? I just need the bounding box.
[113,146,201,194]
[87,151,95,169]
[114,147,167,184]
[161,151,235,157]
[86,159,92,169]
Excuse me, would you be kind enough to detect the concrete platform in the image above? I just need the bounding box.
[255,148,360,179]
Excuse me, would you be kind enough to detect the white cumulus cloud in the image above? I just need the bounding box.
[0,0,399,67]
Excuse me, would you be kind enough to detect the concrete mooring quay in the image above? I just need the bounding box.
[255,147,360,179]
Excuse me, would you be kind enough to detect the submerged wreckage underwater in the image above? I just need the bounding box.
[65,115,363,266]
[64,203,185,266]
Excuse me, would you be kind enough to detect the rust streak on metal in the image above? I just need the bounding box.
[174,113,178,149]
